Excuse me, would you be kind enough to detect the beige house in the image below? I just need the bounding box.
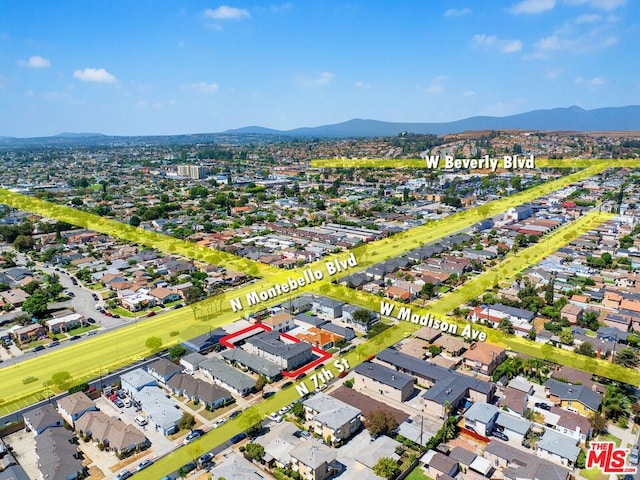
[353,362,415,403]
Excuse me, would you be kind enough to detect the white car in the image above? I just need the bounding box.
[134,416,147,426]
[213,418,227,428]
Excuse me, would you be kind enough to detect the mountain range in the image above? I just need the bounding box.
[1,105,639,147]
[224,105,640,137]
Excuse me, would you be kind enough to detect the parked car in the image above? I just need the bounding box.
[228,411,240,420]
[173,304,184,309]
[114,398,124,408]
[86,317,96,323]
[262,391,275,399]
[197,452,214,467]
[534,402,552,410]
[32,345,45,352]
[92,294,99,301]
[87,330,97,336]
[135,416,148,426]
[230,432,247,444]
[213,418,226,428]
[66,291,75,297]
[183,430,203,445]
[48,340,60,348]
[179,462,196,475]
[124,398,132,408]
[69,335,81,341]
[282,381,293,388]
[491,430,509,441]
[630,446,639,465]
[146,311,156,317]
[135,459,153,471]
[115,470,132,480]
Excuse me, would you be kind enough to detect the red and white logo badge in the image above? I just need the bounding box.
[586,442,637,474]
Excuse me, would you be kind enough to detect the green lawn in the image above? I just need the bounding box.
[88,282,105,291]
[110,307,136,318]
[67,325,98,336]
[580,467,609,480]
[405,467,433,480]
[598,433,621,447]
[165,299,183,308]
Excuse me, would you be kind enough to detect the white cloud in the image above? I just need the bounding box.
[269,3,293,13]
[18,55,51,68]
[575,76,605,86]
[473,34,523,53]
[297,71,334,87]
[510,0,556,14]
[534,28,617,53]
[73,67,117,83]
[462,90,476,97]
[204,5,250,19]
[424,76,447,94]
[575,13,602,23]
[545,67,562,78]
[354,81,370,89]
[564,0,626,10]
[444,7,472,17]
[181,82,220,93]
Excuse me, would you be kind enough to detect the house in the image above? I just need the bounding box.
[484,440,571,480]
[560,304,583,325]
[355,436,403,474]
[34,427,83,480]
[262,312,296,332]
[0,289,30,307]
[544,378,602,415]
[244,331,314,371]
[148,286,181,304]
[463,402,499,437]
[119,291,156,311]
[146,358,183,384]
[120,369,157,398]
[209,452,270,480]
[221,348,283,379]
[284,296,313,315]
[302,393,362,445]
[312,297,344,319]
[596,326,629,343]
[422,450,459,479]
[167,373,233,409]
[547,406,592,443]
[342,304,378,333]
[135,386,182,435]
[45,313,86,334]
[289,439,339,480]
[199,357,256,396]
[180,352,206,373]
[498,387,528,416]
[461,343,506,376]
[495,412,531,443]
[353,362,415,403]
[12,324,46,345]
[255,421,299,469]
[74,411,149,454]
[24,404,63,435]
[56,392,98,428]
[536,429,581,466]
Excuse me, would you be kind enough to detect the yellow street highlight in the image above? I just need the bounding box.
[311,157,640,169]
[0,188,280,279]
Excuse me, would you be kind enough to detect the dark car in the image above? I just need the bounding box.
[492,430,509,441]
[179,462,196,475]
[173,304,184,309]
[86,317,95,323]
[230,432,247,444]
[112,314,120,318]
[262,391,275,399]
[92,294,99,301]
[69,335,81,341]
[48,340,60,348]
[535,402,552,410]
[146,311,156,317]
[282,381,293,389]
[114,398,124,408]
[32,345,45,352]
[228,411,240,419]
[295,373,306,381]
[71,278,78,286]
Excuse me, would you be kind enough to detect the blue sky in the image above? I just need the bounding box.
[1,0,638,137]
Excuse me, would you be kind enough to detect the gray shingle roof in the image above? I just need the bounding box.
[354,362,414,390]
[544,378,602,411]
[537,429,580,461]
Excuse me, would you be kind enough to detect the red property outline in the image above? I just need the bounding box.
[218,323,332,378]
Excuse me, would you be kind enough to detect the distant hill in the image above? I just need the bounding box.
[225,105,640,137]
[2,105,640,147]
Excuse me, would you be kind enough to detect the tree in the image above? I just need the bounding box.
[498,318,514,334]
[13,234,34,252]
[514,233,528,248]
[365,410,398,438]
[420,282,435,299]
[545,275,555,305]
[576,342,596,357]
[602,384,632,421]
[51,371,71,389]
[372,457,400,479]
[559,329,574,345]
[184,285,205,305]
[291,401,304,420]
[145,336,163,353]
[588,412,608,434]
[255,375,267,392]
[613,347,639,368]
[169,344,187,360]
[578,310,600,331]
[353,309,375,326]
[22,280,41,295]
[245,443,265,462]
[129,215,141,227]
[178,412,195,431]
[22,290,49,319]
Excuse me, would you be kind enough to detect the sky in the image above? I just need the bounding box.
[0,0,639,137]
